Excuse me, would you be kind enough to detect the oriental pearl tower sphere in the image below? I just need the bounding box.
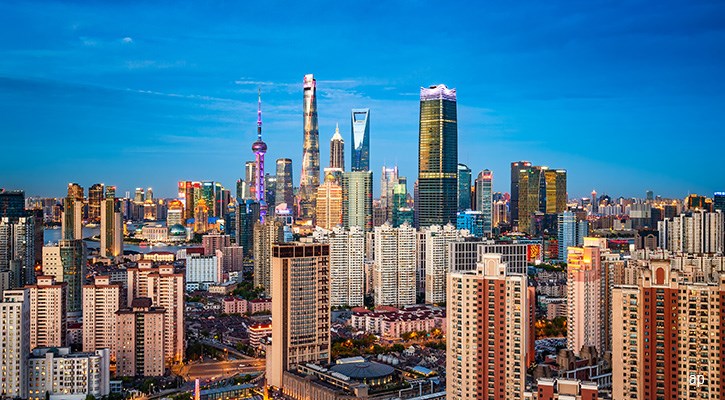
[252,88,268,222]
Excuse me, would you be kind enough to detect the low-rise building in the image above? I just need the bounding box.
[349,305,445,339]
[27,347,111,400]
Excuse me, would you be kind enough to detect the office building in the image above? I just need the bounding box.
[126,261,185,365]
[714,192,725,212]
[510,161,531,228]
[0,289,30,399]
[329,226,365,307]
[373,222,416,307]
[41,239,86,313]
[0,215,37,286]
[116,298,165,377]
[518,166,567,233]
[267,243,330,388]
[253,219,284,296]
[275,158,294,212]
[330,123,344,170]
[457,163,472,211]
[315,175,343,231]
[27,347,110,400]
[612,263,725,399]
[351,108,370,172]
[25,276,67,349]
[166,199,184,227]
[236,199,260,258]
[380,165,399,223]
[342,171,373,231]
[100,196,123,258]
[61,196,83,241]
[447,254,533,400]
[82,276,120,356]
[558,211,577,262]
[456,210,484,238]
[423,224,461,304]
[417,84,458,228]
[0,189,26,221]
[88,183,104,223]
[474,169,493,235]
[298,74,320,222]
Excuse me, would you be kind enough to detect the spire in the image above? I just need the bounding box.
[257,87,262,140]
[331,122,343,141]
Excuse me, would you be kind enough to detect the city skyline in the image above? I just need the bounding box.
[2,1,725,199]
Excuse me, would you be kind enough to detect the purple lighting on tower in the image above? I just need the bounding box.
[252,88,268,222]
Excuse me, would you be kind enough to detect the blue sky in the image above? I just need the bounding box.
[1,0,724,199]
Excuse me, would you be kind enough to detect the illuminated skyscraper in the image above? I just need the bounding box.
[457,163,472,211]
[275,158,294,212]
[1,215,37,286]
[88,184,104,223]
[100,190,122,258]
[350,108,370,172]
[252,89,268,222]
[330,123,344,170]
[475,169,493,235]
[66,183,84,201]
[342,171,373,232]
[298,74,320,221]
[417,84,457,228]
[316,174,343,231]
[61,196,83,241]
[41,239,86,314]
[510,161,532,228]
[518,166,567,233]
[380,165,398,223]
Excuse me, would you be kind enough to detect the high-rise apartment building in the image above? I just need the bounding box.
[202,234,231,256]
[373,222,416,307]
[315,175,343,231]
[423,224,461,304]
[126,262,184,365]
[351,108,370,172]
[417,84,458,228]
[275,158,294,212]
[475,169,493,235]
[342,171,373,231]
[658,210,724,254]
[329,226,365,307]
[267,243,330,388]
[457,163,472,211]
[566,245,605,356]
[330,123,344,170]
[116,297,165,377]
[298,74,320,222]
[41,239,86,313]
[612,263,725,399]
[510,161,532,228]
[447,254,533,400]
[82,276,120,356]
[25,275,67,349]
[100,195,123,258]
[253,219,284,296]
[0,289,30,399]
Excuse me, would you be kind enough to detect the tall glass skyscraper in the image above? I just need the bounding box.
[510,160,531,228]
[299,74,320,221]
[342,171,373,231]
[475,169,493,235]
[275,158,294,212]
[457,163,472,211]
[351,109,370,172]
[417,84,457,228]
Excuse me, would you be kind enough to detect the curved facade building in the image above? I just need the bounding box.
[351,108,370,172]
[299,74,320,221]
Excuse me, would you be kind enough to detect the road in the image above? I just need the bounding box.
[196,338,256,360]
[178,359,265,381]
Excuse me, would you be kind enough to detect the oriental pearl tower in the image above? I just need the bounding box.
[252,88,268,222]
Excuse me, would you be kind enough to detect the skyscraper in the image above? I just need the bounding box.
[518,166,567,233]
[61,196,83,240]
[342,171,373,231]
[268,243,330,388]
[83,276,120,356]
[100,194,123,258]
[422,224,461,304]
[329,226,365,307]
[566,244,604,356]
[252,89,268,222]
[329,123,344,170]
[253,219,284,297]
[66,183,84,202]
[41,239,87,314]
[373,222,416,307]
[88,184,104,223]
[391,177,410,227]
[275,158,294,212]
[350,108,370,172]
[475,169,493,235]
[457,163,472,211]
[447,254,533,400]
[316,175,343,231]
[510,161,532,228]
[0,289,30,399]
[380,165,398,223]
[0,215,37,286]
[417,84,458,228]
[298,74,320,222]
[557,211,576,262]
[116,298,165,377]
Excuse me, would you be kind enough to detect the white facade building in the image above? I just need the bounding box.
[329,226,365,307]
[27,347,110,400]
[373,222,416,307]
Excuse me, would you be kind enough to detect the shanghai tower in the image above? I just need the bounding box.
[417,84,458,228]
[298,74,320,221]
